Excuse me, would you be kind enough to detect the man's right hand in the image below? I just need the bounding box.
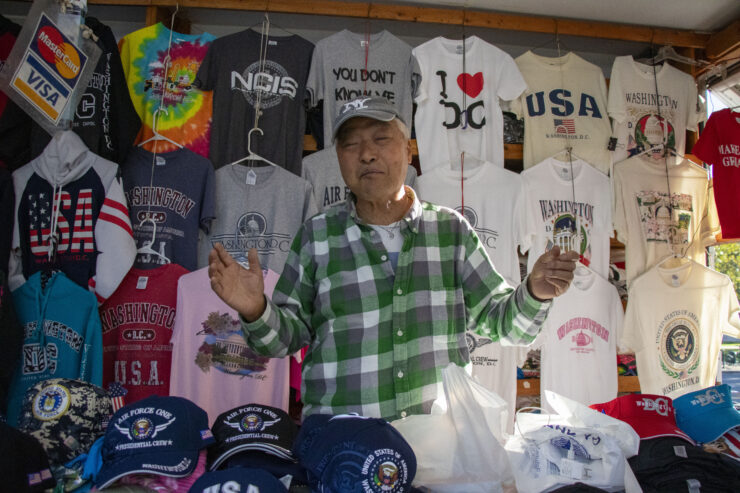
[208,244,266,322]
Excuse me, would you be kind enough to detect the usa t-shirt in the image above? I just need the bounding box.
[99,264,188,405]
[692,108,740,238]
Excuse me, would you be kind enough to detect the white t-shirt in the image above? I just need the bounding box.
[519,157,612,279]
[534,267,624,413]
[169,267,290,426]
[416,159,525,432]
[622,260,740,399]
[413,36,526,170]
[512,51,612,173]
[607,56,704,165]
[613,156,720,285]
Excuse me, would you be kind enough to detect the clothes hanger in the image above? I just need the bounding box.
[137,107,184,149]
[530,21,572,55]
[136,217,171,264]
[226,127,278,168]
[638,45,708,67]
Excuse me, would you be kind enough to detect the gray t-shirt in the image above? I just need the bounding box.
[306,30,421,148]
[195,29,314,174]
[123,146,215,271]
[198,164,318,274]
[301,146,417,212]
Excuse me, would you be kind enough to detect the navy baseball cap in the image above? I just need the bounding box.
[674,384,740,443]
[95,395,215,489]
[209,403,297,470]
[332,97,404,141]
[0,422,56,492]
[294,413,416,493]
[189,467,288,493]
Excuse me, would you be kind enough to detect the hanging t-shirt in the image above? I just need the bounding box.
[302,146,417,212]
[613,156,720,285]
[195,29,313,173]
[692,108,740,238]
[607,56,704,165]
[198,165,318,275]
[622,260,740,399]
[169,267,290,425]
[511,51,612,173]
[413,36,526,170]
[0,16,32,171]
[119,23,215,158]
[534,267,624,413]
[519,157,612,279]
[99,264,188,405]
[122,146,215,271]
[306,29,421,149]
[416,159,525,432]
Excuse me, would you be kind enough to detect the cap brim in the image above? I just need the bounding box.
[626,417,695,444]
[95,448,200,489]
[678,408,740,443]
[331,110,397,142]
[210,443,294,470]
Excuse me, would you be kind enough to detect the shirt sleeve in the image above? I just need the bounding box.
[722,278,740,339]
[409,53,422,100]
[193,43,216,91]
[412,47,427,104]
[692,111,718,165]
[199,161,216,234]
[496,51,527,102]
[606,57,626,124]
[686,76,705,132]
[619,285,642,352]
[700,180,720,247]
[305,43,324,109]
[610,285,626,353]
[612,163,629,246]
[240,224,317,357]
[462,225,551,346]
[83,297,104,385]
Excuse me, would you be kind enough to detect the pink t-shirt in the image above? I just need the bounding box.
[692,108,740,238]
[169,267,290,425]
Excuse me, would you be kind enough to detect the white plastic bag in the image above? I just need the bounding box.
[504,391,642,493]
[391,363,515,493]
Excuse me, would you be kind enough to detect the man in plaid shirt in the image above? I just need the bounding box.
[209,97,578,421]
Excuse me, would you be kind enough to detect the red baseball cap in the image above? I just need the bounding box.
[590,393,694,444]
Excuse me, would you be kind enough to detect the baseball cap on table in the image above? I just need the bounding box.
[293,413,416,493]
[17,378,113,466]
[0,421,56,492]
[189,467,288,493]
[209,403,297,470]
[331,97,404,141]
[95,395,215,489]
[589,393,693,443]
[674,384,740,443]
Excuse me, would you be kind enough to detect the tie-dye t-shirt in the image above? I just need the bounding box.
[119,23,215,157]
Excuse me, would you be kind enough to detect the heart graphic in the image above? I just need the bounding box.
[457,72,484,98]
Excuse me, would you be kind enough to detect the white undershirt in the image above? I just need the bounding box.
[369,221,404,272]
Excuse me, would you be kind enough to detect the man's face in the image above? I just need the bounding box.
[335,117,411,204]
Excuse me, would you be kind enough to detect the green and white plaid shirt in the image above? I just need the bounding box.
[242,188,550,420]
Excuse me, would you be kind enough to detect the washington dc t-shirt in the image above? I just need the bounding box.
[170,267,289,425]
[622,260,740,399]
[692,108,740,238]
[302,146,417,212]
[195,29,313,174]
[613,156,719,285]
[608,56,704,165]
[122,146,215,271]
[519,158,612,279]
[99,264,188,405]
[198,164,318,275]
[307,30,420,149]
[534,267,624,413]
[512,51,612,173]
[119,23,215,157]
[413,36,526,170]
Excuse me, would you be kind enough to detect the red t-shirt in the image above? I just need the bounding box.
[99,264,188,405]
[693,108,740,238]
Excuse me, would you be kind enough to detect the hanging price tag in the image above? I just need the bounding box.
[136,276,148,290]
[246,168,257,185]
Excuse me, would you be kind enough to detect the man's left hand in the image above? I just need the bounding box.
[527,246,580,301]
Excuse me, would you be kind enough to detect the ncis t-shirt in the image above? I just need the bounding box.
[195,29,313,174]
[99,264,188,405]
[692,108,740,238]
[122,146,215,271]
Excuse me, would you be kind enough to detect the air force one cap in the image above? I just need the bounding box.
[332,97,405,141]
[589,393,693,443]
[95,395,215,489]
[674,384,740,444]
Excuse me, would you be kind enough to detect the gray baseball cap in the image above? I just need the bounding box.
[332,97,405,141]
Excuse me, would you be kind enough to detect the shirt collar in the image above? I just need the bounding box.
[346,186,422,234]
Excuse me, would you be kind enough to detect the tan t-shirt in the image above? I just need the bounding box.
[622,261,740,399]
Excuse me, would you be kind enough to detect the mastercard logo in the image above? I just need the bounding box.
[36,25,81,79]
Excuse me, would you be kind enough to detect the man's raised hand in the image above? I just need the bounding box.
[527,245,580,301]
[208,244,266,322]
